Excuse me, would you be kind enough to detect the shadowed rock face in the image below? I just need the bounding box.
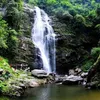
[55,34,89,74]
[52,16,99,74]
[7,4,35,69]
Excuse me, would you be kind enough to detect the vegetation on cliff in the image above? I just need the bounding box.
[0,0,33,65]
[0,56,14,93]
[0,0,23,59]
[0,0,33,95]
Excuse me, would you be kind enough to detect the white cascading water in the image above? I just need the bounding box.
[31,7,56,73]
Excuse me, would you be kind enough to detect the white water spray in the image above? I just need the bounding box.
[32,7,56,73]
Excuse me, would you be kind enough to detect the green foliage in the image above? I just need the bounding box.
[75,14,86,24]
[0,57,31,94]
[0,81,9,93]
[0,56,15,93]
[0,57,14,73]
[0,15,8,48]
[95,24,100,33]
[95,24,100,29]
[16,0,23,10]
[96,7,100,16]
[28,0,100,26]
[29,0,38,5]
[0,0,27,60]
[0,97,9,100]
[81,47,100,72]
[91,47,100,59]
[89,9,97,18]
[0,14,20,59]
[81,59,94,72]
[6,29,19,55]
[82,47,100,72]
[30,0,100,16]
[6,0,24,30]
[0,0,8,7]
[46,0,56,4]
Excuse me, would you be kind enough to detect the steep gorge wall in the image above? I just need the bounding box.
[8,4,35,69]
[7,3,99,74]
[52,14,99,74]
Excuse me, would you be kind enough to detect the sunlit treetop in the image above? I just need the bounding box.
[28,0,100,17]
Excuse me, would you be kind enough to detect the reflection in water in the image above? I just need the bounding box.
[1,85,100,100]
[0,96,9,100]
[36,85,50,100]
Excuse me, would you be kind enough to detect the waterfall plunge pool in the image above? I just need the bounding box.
[1,85,100,100]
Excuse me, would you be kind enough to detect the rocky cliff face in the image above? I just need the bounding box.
[52,15,98,74]
[10,4,35,69]
[11,4,99,74]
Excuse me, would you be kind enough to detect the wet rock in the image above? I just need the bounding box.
[23,3,34,19]
[67,75,83,81]
[82,81,87,86]
[0,68,3,74]
[81,72,88,78]
[31,69,48,78]
[62,79,79,85]
[54,16,93,74]
[29,81,39,88]
[69,69,75,75]
[75,68,82,75]
[47,73,56,83]
[19,83,25,88]
[55,75,68,83]
[62,75,83,85]
[86,81,99,89]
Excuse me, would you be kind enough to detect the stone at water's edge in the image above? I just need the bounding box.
[55,74,84,85]
[55,75,67,83]
[81,72,88,78]
[55,68,87,85]
[69,69,75,75]
[31,69,48,78]
[4,71,48,97]
[29,81,39,88]
[62,75,83,85]
[62,79,79,85]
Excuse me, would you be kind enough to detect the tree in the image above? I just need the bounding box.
[0,15,8,48]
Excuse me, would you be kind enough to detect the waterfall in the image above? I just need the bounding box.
[31,6,56,73]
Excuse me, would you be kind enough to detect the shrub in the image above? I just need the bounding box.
[81,59,94,72]
[75,14,86,24]
[0,56,14,73]
[0,56,15,93]
[0,15,8,48]
[91,47,100,59]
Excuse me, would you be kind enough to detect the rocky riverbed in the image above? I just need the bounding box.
[55,68,88,85]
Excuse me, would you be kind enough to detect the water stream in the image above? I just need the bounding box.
[31,7,56,73]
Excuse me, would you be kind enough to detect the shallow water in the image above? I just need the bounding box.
[1,85,100,100]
